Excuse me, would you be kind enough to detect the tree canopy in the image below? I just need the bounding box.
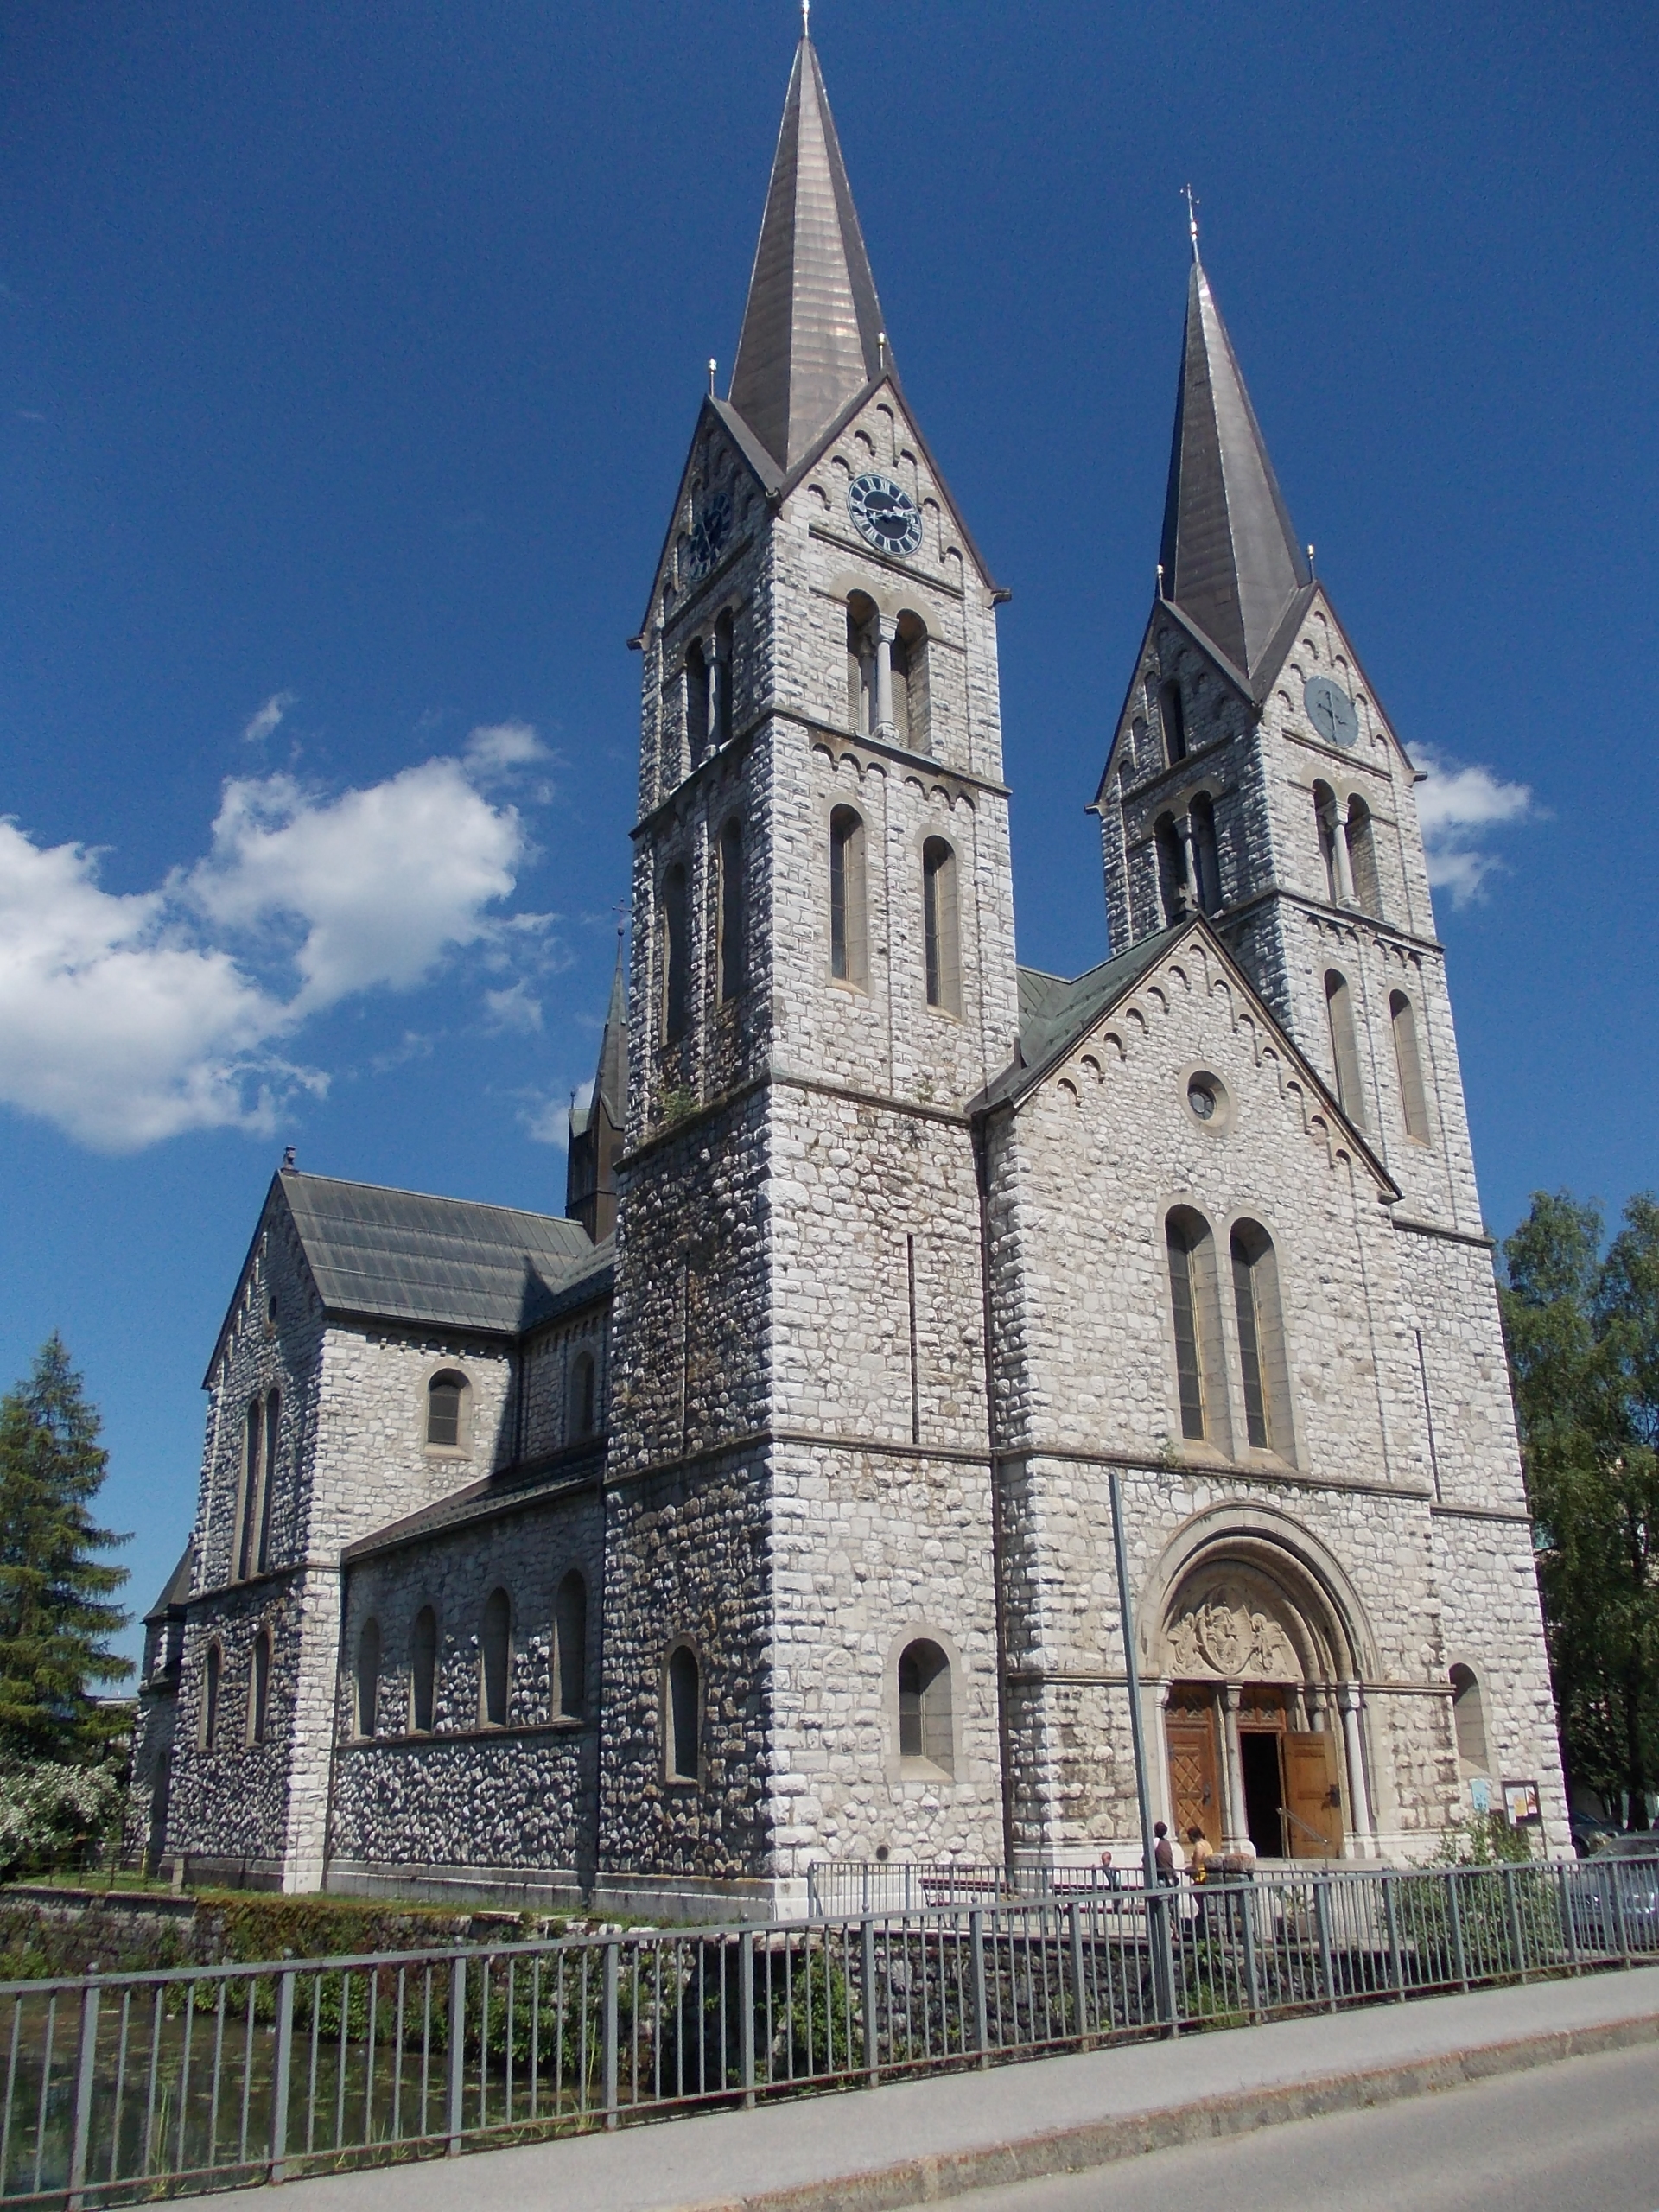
[0,1336,130,1761]
[1501,1192,1659,1827]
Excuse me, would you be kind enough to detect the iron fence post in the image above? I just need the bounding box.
[1557,1862,1579,1974]
[602,1942,620,2129]
[1067,1900,1089,2044]
[1503,1866,1527,1980]
[1382,1874,1406,2001]
[1448,1869,1469,1992]
[969,1910,989,2066]
[1313,1878,1338,2012]
[1239,1886,1262,2021]
[1611,1862,1632,1968]
[739,1934,756,2107]
[67,1967,101,2212]
[269,1965,296,2183]
[446,1952,467,2157]
[1147,1886,1179,2036]
[861,1918,879,2088]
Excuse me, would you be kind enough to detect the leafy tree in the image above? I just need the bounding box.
[0,1336,130,1763]
[1501,1193,1659,1827]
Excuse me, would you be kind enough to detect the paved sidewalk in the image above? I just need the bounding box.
[192,1965,1659,2212]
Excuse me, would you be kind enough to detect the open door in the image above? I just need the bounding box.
[1284,1730,1344,1858]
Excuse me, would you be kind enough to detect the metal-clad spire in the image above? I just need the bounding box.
[728,35,887,472]
[1158,257,1310,680]
[594,934,627,1127]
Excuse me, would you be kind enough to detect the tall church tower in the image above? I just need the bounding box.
[599,33,1019,1907]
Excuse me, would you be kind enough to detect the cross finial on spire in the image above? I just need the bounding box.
[802,0,810,35]
[1182,185,1200,262]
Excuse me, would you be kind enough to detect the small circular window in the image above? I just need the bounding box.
[1185,1071,1230,1130]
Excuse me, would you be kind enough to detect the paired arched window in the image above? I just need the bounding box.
[202,1643,222,1751]
[1160,680,1187,764]
[898,1639,954,1775]
[922,837,961,1013]
[1324,970,1366,1126]
[830,806,868,985]
[684,640,709,766]
[1189,795,1221,915]
[846,596,875,735]
[355,1618,381,1739]
[718,817,746,1002]
[892,613,929,752]
[1390,989,1431,1141]
[1154,814,1185,926]
[1165,1209,1217,1442]
[1450,1664,1490,1773]
[666,1644,700,1781]
[480,1588,512,1728]
[713,609,734,751]
[426,1370,467,1450]
[569,1350,597,1441]
[1230,1221,1290,1455]
[1344,795,1381,916]
[411,1605,438,1734]
[553,1572,588,1722]
[660,864,690,1043]
[248,1629,271,1746]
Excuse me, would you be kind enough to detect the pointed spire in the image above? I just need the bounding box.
[728,34,887,473]
[594,933,627,1126]
[1158,255,1310,681]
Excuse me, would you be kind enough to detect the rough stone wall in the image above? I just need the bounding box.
[518,1305,611,1462]
[165,1569,309,1872]
[328,1486,601,1879]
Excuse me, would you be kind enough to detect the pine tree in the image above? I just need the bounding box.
[0,1337,130,1761]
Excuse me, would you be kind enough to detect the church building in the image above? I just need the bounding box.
[145,31,1569,1912]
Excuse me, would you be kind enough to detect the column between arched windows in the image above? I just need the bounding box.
[874,614,899,739]
[1332,798,1357,906]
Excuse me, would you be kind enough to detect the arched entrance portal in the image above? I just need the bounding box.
[1157,1548,1363,1861]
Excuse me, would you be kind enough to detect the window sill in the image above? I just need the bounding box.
[343,1718,588,1750]
[898,1757,956,1783]
[423,1446,473,1463]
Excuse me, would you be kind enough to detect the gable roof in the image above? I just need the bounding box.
[569,942,627,1144]
[143,1540,196,1624]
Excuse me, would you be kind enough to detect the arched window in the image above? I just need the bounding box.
[922,837,961,1013]
[1160,679,1187,764]
[1154,814,1185,926]
[846,596,875,735]
[1450,1664,1490,1773]
[666,1644,700,1781]
[892,613,929,752]
[829,806,868,986]
[257,1389,280,1575]
[355,1618,381,1740]
[1166,1208,1220,1444]
[713,608,734,750]
[684,640,709,766]
[1189,795,1221,915]
[1313,782,1341,904]
[1230,1221,1291,1456]
[660,864,690,1042]
[236,1398,264,1582]
[718,817,746,1002]
[411,1605,438,1734]
[1324,970,1367,1126]
[553,1571,588,1722]
[248,1630,271,1745]
[480,1588,512,1728]
[898,1639,953,1774]
[569,1350,597,1441]
[1344,795,1381,916]
[202,1643,222,1751]
[426,1370,466,1450]
[1390,989,1431,1141]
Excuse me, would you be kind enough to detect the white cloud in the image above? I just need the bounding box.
[518,1091,575,1148]
[485,980,543,1033]
[1414,749,1535,907]
[465,720,546,773]
[241,691,296,745]
[0,741,545,1154]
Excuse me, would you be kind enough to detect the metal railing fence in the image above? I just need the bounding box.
[807,1859,1141,1916]
[0,1855,1653,2205]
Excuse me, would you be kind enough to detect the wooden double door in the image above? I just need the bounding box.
[1166,1683,1344,1859]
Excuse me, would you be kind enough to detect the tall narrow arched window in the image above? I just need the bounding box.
[256,1390,280,1575]
[1190,795,1221,915]
[1160,679,1187,763]
[898,1639,954,1774]
[553,1571,588,1722]
[480,1589,511,1728]
[202,1643,222,1751]
[236,1398,264,1582]
[846,596,875,735]
[411,1605,438,1734]
[1450,1664,1490,1773]
[829,806,868,986]
[1389,989,1431,1141]
[1230,1221,1291,1456]
[1313,782,1341,904]
[666,1644,700,1781]
[355,1618,381,1740]
[248,1629,271,1745]
[1344,795,1381,916]
[718,817,746,1002]
[1154,815,1185,926]
[426,1370,466,1449]
[569,1350,597,1441]
[661,863,690,1042]
[922,837,961,1013]
[893,613,929,752]
[684,640,709,766]
[713,609,734,749]
[1325,969,1366,1126]
[1166,1208,1223,1445]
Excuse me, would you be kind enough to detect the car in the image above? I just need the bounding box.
[1570,1811,1619,1858]
[1567,1834,1659,1952]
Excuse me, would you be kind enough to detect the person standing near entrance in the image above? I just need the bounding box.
[1185,1826,1215,1883]
[1154,1822,1177,1884]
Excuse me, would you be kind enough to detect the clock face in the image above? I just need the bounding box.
[1303,675,1359,748]
[848,472,923,558]
[684,491,733,582]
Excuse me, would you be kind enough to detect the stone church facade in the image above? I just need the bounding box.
[146,32,1568,1912]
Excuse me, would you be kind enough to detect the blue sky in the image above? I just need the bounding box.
[2,1,1654,1662]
